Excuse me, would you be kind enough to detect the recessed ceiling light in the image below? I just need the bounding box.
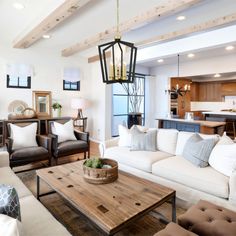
[176,15,186,21]
[42,34,51,39]
[13,2,25,10]
[225,45,234,51]
[214,73,221,78]
[157,59,164,63]
[187,53,195,58]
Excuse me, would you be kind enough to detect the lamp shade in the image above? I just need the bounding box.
[71,98,90,110]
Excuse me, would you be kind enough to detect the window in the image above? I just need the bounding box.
[63,80,80,91]
[111,74,145,136]
[6,75,31,89]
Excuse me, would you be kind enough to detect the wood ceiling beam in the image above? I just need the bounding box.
[13,0,92,48]
[88,12,236,63]
[62,0,202,57]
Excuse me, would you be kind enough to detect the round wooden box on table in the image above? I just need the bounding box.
[83,159,118,184]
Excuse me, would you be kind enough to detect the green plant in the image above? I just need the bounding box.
[52,102,62,110]
[84,157,103,168]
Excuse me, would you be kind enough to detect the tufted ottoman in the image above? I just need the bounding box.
[178,200,236,236]
[154,222,198,236]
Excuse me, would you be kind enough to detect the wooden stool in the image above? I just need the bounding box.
[154,222,197,236]
[178,200,236,236]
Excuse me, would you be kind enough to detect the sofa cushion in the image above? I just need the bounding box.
[11,147,49,162]
[0,185,21,221]
[52,120,76,143]
[0,214,23,236]
[209,143,236,177]
[182,133,216,168]
[176,131,219,155]
[152,156,229,198]
[10,123,38,150]
[130,126,157,151]
[0,167,31,199]
[57,140,88,156]
[157,129,178,155]
[104,146,173,172]
[20,195,71,236]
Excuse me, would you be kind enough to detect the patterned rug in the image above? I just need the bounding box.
[18,170,185,236]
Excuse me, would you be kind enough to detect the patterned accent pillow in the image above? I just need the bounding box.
[0,185,21,221]
[182,133,216,168]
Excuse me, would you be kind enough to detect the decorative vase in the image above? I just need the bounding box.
[127,112,142,128]
[52,108,61,117]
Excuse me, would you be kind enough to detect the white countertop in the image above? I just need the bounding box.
[202,111,236,116]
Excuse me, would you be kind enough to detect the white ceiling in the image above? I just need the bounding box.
[0,0,236,60]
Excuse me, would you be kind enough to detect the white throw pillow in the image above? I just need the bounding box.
[0,214,23,236]
[118,125,149,147]
[10,123,38,150]
[118,125,132,147]
[157,129,179,155]
[217,134,234,145]
[53,120,77,143]
[209,143,236,176]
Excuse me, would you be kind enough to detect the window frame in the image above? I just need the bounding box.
[111,73,146,137]
[6,75,31,89]
[63,80,80,91]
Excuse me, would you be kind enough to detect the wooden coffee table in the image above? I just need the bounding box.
[36,161,176,235]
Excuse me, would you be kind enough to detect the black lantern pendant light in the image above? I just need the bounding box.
[98,0,137,84]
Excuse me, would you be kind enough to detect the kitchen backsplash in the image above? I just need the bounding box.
[191,96,236,111]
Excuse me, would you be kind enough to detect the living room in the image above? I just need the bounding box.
[1,0,236,235]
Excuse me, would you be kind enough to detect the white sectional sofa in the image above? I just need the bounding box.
[0,151,71,236]
[99,129,236,210]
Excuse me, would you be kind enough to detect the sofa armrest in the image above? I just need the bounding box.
[5,138,13,154]
[0,151,9,167]
[229,171,236,205]
[36,135,51,153]
[48,134,58,151]
[74,130,89,143]
[99,137,119,157]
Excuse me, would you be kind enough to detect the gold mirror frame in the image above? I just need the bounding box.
[32,91,52,118]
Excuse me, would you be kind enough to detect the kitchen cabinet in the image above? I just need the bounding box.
[190,82,199,101]
[196,82,222,102]
[221,82,236,96]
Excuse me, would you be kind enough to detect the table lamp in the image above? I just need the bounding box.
[71,98,90,118]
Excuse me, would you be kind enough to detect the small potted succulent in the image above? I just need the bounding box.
[52,102,62,117]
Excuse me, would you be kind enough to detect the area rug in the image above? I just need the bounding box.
[18,170,185,236]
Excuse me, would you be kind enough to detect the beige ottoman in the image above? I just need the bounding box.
[178,200,236,236]
[154,222,197,236]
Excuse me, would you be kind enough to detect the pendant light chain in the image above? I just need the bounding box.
[177,54,180,77]
[116,0,121,39]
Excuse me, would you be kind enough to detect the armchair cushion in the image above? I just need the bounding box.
[10,147,49,163]
[56,140,88,157]
[52,120,76,143]
[9,123,38,150]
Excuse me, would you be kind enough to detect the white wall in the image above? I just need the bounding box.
[150,53,236,119]
[0,46,89,119]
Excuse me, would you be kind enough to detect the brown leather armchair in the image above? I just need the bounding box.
[48,119,90,164]
[5,120,52,169]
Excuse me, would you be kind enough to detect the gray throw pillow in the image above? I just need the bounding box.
[0,185,21,221]
[182,133,216,167]
[130,125,157,151]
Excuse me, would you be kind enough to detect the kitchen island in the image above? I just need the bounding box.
[156,118,226,135]
[202,111,236,138]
